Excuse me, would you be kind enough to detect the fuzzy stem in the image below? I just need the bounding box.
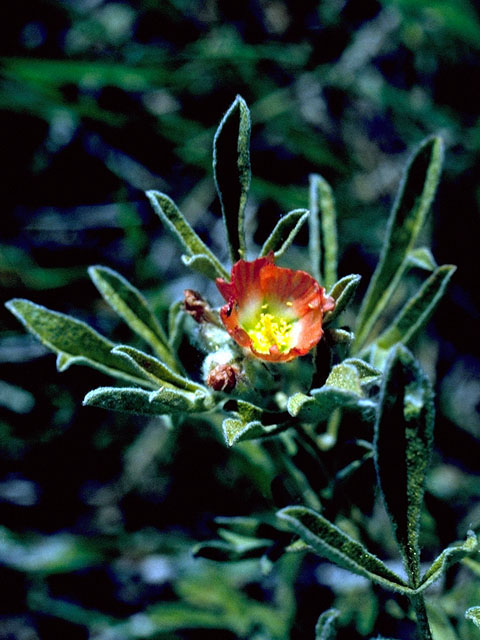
[411,594,433,640]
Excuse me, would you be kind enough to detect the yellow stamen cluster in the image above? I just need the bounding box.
[247,311,294,354]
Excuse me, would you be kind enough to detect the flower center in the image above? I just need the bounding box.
[246,310,295,354]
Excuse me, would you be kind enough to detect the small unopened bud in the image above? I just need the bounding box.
[184,289,220,325]
[207,363,239,392]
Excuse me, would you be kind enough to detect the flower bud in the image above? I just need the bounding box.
[207,363,239,392]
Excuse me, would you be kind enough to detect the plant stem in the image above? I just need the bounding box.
[411,594,433,640]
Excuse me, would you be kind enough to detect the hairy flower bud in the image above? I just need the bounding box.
[206,363,239,392]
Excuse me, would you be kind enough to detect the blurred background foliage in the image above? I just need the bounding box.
[1,1,480,638]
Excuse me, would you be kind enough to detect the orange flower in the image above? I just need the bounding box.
[216,253,335,362]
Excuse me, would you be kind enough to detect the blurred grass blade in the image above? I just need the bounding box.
[277,506,412,593]
[374,345,435,587]
[315,609,340,640]
[354,136,444,351]
[259,209,308,258]
[5,299,155,388]
[83,385,208,415]
[213,95,251,262]
[88,266,177,369]
[407,247,437,271]
[309,174,338,289]
[372,265,456,367]
[146,191,228,280]
[323,274,361,325]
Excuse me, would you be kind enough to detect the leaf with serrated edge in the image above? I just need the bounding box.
[323,274,361,325]
[260,209,308,258]
[315,609,340,640]
[375,265,456,355]
[465,606,480,629]
[277,506,411,594]
[213,95,251,262]
[112,345,207,395]
[309,174,338,289]
[374,345,434,587]
[354,136,444,351]
[146,191,228,280]
[83,385,205,415]
[88,266,176,368]
[5,299,155,388]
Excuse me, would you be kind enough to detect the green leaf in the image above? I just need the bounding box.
[168,300,186,351]
[193,535,271,562]
[417,531,477,592]
[222,399,290,446]
[287,386,375,424]
[465,606,480,630]
[5,299,155,388]
[309,174,338,289]
[407,247,437,271]
[354,136,444,351]
[277,506,412,594]
[111,345,209,396]
[213,95,251,262]
[146,191,228,280]
[342,358,382,386]
[181,253,225,280]
[372,265,456,368]
[323,274,361,325]
[83,385,208,415]
[325,363,363,393]
[315,609,340,640]
[374,345,435,587]
[88,266,176,369]
[259,209,309,258]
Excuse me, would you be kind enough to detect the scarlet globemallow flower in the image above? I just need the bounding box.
[216,253,335,362]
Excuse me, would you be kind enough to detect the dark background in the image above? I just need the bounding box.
[1,1,480,638]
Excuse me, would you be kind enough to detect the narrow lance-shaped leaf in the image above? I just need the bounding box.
[111,345,208,396]
[213,95,251,262]
[277,506,412,594]
[88,266,177,370]
[5,299,155,388]
[374,345,435,587]
[354,136,444,351]
[83,385,206,415]
[146,191,229,280]
[323,274,361,325]
[309,174,338,289]
[374,265,456,357]
[259,209,308,258]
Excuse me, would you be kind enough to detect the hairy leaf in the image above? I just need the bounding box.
[5,299,154,388]
[323,274,361,325]
[222,398,290,446]
[213,95,251,262]
[417,531,477,592]
[309,174,338,288]
[277,506,411,593]
[372,265,456,368]
[407,247,437,271]
[259,209,308,258]
[374,345,435,586]
[112,345,208,395]
[354,136,444,350]
[83,385,209,415]
[181,253,225,280]
[146,191,228,280]
[88,266,176,368]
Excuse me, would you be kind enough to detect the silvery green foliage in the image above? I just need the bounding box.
[5,97,468,639]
